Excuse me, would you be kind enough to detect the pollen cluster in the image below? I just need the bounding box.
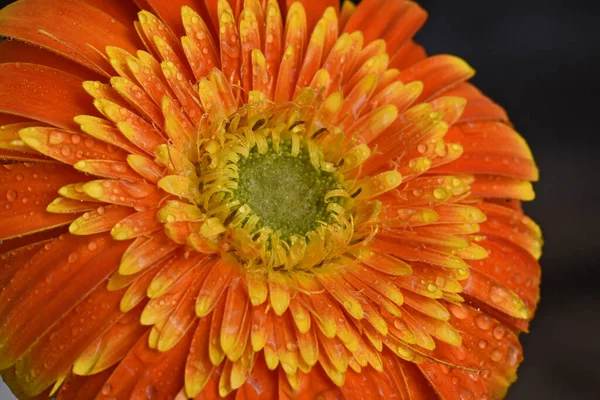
[235,140,340,239]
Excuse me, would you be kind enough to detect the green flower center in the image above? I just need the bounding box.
[234,142,340,239]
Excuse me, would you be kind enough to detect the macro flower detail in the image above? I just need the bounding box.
[0,0,541,399]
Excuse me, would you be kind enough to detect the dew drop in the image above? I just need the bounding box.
[433,188,446,199]
[507,344,520,366]
[489,285,507,305]
[101,383,113,395]
[490,348,502,362]
[474,314,492,330]
[6,190,17,201]
[492,325,506,340]
[286,342,297,351]
[459,388,474,400]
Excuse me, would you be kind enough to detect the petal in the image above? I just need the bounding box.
[185,314,216,398]
[13,280,126,395]
[399,55,475,102]
[0,63,99,131]
[119,231,180,275]
[0,0,142,75]
[19,127,128,165]
[287,0,338,33]
[0,163,86,240]
[0,40,101,81]
[478,202,542,259]
[433,121,539,181]
[72,306,146,376]
[470,175,535,201]
[55,367,116,400]
[0,240,45,290]
[444,82,509,123]
[0,234,128,371]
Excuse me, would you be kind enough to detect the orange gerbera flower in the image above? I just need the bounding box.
[0,0,542,399]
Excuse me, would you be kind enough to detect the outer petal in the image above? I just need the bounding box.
[0,0,143,75]
[0,63,99,131]
[0,234,130,372]
[0,163,87,240]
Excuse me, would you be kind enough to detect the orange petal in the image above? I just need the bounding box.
[181,5,220,81]
[185,314,216,398]
[110,76,163,127]
[287,0,338,33]
[434,121,539,181]
[0,40,101,81]
[263,0,283,100]
[69,205,134,236]
[101,323,194,400]
[74,159,142,182]
[75,115,143,157]
[157,267,209,352]
[221,278,251,359]
[469,174,535,201]
[119,262,164,313]
[217,1,242,94]
[0,63,99,131]
[469,237,540,317]
[93,99,166,155]
[119,231,180,275]
[110,208,162,241]
[72,304,147,376]
[0,234,127,371]
[0,240,45,290]
[82,179,165,211]
[478,202,542,258]
[0,0,142,75]
[196,257,235,317]
[444,82,509,123]
[0,163,86,240]
[420,304,523,399]
[55,366,116,400]
[399,55,475,102]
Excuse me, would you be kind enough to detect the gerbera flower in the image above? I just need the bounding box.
[0,0,542,398]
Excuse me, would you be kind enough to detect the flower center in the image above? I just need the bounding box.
[156,89,401,272]
[234,142,340,239]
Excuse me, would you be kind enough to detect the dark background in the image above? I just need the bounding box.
[0,0,598,399]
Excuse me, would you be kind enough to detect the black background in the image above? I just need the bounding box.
[0,0,598,399]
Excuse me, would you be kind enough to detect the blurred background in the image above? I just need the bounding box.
[0,0,598,399]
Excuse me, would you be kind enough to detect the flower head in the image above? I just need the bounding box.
[0,0,541,399]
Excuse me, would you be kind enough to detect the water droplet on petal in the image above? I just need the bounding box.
[6,190,17,201]
[101,383,113,395]
[492,325,506,339]
[490,348,503,362]
[474,314,492,330]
